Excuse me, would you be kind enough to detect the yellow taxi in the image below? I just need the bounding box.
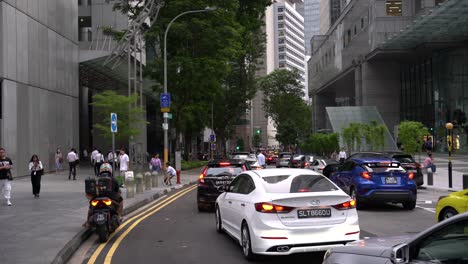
[435,189,468,222]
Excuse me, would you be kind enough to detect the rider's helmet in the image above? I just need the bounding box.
[99,163,113,177]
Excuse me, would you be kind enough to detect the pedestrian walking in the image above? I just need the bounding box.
[94,149,104,176]
[29,154,43,198]
[331,150,338,161]
[67,148,79,180]
[0,148,13,206]
[149,153,162,174]
[82,147,89,162]
[118,148,129,187]
[107,150,117,173]
[91,147,99,174]
[423,152,436,173]
[256,150,266,169]
[338,148,347,164]
[55,148,63,174]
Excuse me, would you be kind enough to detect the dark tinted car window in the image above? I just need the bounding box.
[207,167,243,177]
[341,161,355,171]
[392,155,415,163]
[262,174,338,193]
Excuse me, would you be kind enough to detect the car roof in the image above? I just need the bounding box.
[248,168,322,178]
[350,157,397,164]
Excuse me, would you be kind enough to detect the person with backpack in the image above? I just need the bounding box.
[94,149,104,176]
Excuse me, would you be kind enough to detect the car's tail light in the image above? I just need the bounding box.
[333,199,357,210]
[415,163,421,168]
[304,162,310,167]
[198,167,208,184]
[408,172,414,180]
[219,162,230,166]
[91,200,99,207]
[103,199,112,206]
[255,202,294,213]
[360,171,372,180]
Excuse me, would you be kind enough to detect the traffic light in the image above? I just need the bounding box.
[236,145,240,150]
[256,129,262,134]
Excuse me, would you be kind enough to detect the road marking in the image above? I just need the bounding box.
[416,205,436,213]
[87,185,197,264]
[103,185,196,264]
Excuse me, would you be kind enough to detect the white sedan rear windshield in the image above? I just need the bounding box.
[261,174,338,193]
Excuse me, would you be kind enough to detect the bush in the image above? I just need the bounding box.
[300,133,339,157]
[181,160,208,171]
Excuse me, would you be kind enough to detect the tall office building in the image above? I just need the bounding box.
[249,0,306,149]
[304,0,321,55]
[0,0,79,177]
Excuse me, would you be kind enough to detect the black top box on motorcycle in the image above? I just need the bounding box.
[97,177,113,191]
[85,178,96,196]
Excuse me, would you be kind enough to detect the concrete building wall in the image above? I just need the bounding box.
[0,1,79,177]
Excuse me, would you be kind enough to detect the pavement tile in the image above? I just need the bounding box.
[0,165,201,264]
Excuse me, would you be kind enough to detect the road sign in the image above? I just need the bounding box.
[210,134,216,142]
[161,107,170,113]
[210,143,216,150]
[110,113,117,133]
[163,112,173,119]
[160,93,171,108]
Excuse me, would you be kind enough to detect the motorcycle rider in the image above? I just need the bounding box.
[84,163,123,227]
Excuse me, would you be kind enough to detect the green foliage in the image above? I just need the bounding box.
[91,91,146,142]
[236,138,245,151]
[398,121,428,154]
[253,134,261,148]
[258,69,311,148]
[300,133,339,157]
[341,121,386,152]
[181,160,208,170]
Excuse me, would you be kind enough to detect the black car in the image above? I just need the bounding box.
[348,152,424,186]
[196,160,248,211]
[289,154,306,168]
[323,213,468,264]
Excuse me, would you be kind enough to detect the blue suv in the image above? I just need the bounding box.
[330,158,417,210]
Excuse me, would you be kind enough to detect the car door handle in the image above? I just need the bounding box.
[228,201,232,204]
[241,203,245,207]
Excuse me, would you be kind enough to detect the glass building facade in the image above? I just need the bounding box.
[401,45,468,152]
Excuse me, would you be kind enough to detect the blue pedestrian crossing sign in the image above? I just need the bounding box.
[160,93,171,108]
[110,113,117,133]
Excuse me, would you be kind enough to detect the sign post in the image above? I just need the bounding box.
[110,113,117,177]
[160,93,171,165]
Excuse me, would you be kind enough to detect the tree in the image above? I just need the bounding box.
[398,121,428,154]
[91,91,146,142]
[300,133,339,157]
[253,134,261,148]
[258,69,311,148]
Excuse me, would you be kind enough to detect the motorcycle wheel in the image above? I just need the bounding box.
[97,225,109,243]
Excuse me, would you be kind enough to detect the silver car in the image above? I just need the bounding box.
[276,152,292,167]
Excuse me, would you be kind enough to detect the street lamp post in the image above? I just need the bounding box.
[446,122,454,189]
[163,7,216,165]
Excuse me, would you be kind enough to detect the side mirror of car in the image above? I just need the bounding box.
[392,244,409,264]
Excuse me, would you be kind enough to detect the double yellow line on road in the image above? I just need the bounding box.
[87,185,197,264]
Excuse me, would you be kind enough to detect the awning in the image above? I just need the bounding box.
[380,0,468,50]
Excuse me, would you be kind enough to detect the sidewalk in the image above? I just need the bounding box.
[0,165,201,264]
[415,153,468,191]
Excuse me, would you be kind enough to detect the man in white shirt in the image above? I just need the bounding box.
[67,148,79,180]
[118,148,129,187]
[338,148,347,164]
[257,150,266,169]
[164,162,177,186]
[90,147,99,174]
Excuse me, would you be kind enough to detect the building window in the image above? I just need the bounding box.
[354,25,357,35]
[279,47,285,52]
[279,62,285,68]
[78,0,82,5]
[279,38,285,44]
[278,23,284,29]
[278,15,284,20]
[88,0,92,5]
[361,18,364,28]
[347,29,351,43]
[279,54,285,60]
[278,7,284,12]
[386,1,402,16]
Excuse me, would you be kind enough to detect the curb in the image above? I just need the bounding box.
[51,179,198,264]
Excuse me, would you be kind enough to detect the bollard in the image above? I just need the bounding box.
[144,172,152,190]
[125,171,135,199]
[176,170,181,185]
[427,169,433,186]
[152,171,159,188]
[136,173,144,194]
[463,174,468,189]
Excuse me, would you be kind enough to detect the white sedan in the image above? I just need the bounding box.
[215,169,360,260]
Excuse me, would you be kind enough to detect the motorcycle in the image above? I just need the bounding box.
[86,176,121,242]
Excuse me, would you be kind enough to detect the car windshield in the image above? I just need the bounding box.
[362,163,405,173]
[293,155,304,160]
[206,167,243,177]
[393,155,415,163]
[261,174,338,193]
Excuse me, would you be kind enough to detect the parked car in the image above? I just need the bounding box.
[323,213,468,264]
[435,189,468,222]
[329,157,417,210]
[197,160,248,211]
[276,152,292,168]
[230,152,250,160]
[215,169,360,260]
[245,157,263,170]
[266,154,278,165]
[289,154,307,168]
[308,158,339,174]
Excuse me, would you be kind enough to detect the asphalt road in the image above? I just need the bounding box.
[78,183,443,264]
